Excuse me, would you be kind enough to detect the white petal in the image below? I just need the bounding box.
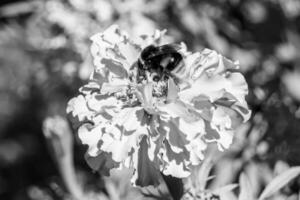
[161,141,190,178]
[90,25,125,45]
[67,95,94,121]
[118,41,141,65]
[187,137,207,165]
[99,107,148,163]
[90,24,141,73]
[136,83,157,114]
[177,118,205,140]
[114,107,147,133]
[100,78,129,95]
[131,136,161,187]
[162,160,190,178]
[78,124,103,157]
[158,100,200,123]
[167,78,179,102]
[87,95,121,113]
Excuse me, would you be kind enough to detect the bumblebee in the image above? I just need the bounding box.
[137,44,185,82]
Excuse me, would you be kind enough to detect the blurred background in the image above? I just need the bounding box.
[1,0,300,199]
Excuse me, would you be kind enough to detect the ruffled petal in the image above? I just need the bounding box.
[113,107,148,135]
[214,92,251,123]
[168,118,207,166]
[203,107,235,151]
[206,129,234,151]
[148,117,165,161]
[159,118,189,154]
[179,71,250,123]
[86,94,121,116]
[78,123,103,157]
[176,118,205,140]
[179,74,234,102]
[79,81,101,95]
[161,140,190,178]
[186,137,207,165]
[90,25,141,73]
[67,95,94,122]
[100,58,129,78]
[167,78,179,102]
[85,152,119,176]
[100,78,129,95]
[181,48,248,100]
[98,107,148,163]
[135,83,157,114]
[172,52,200,84]
[189,94,214,121]
[158,100,200,123]
[189,48,239,80]
[131,136,161,187]
[117,41,141,66]
[137,29,168,48]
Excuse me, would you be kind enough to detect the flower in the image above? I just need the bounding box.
[67,25,251,187]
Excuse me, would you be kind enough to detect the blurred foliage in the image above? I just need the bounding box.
[1,0,300,199]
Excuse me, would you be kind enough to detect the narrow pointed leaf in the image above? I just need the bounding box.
[198,156,213,190]
[213,184,238,195]
[258,167,300,200]
[239,173,254,200]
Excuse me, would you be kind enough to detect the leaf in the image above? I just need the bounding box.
[218,191,238,200]
[213,184,238,195]
[258,166,300,200]
[198,156,214,190]
[239,173,254,200]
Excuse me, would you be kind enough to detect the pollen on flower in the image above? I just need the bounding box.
[113,86,140,107]
[152,81,168,98]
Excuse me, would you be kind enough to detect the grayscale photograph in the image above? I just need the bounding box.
[0,0,300,200]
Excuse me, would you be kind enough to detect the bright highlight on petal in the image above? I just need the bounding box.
[66,25,251,187]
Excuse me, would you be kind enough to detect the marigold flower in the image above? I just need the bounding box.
[67,25,251,187]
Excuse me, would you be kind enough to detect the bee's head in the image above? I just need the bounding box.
[137,44,183,82]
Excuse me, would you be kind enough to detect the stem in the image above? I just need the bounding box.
[43,116,83,199]
[57,145,83,199]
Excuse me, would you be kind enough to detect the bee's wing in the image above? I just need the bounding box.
[158,44,182,52]
[147,44,182,58]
